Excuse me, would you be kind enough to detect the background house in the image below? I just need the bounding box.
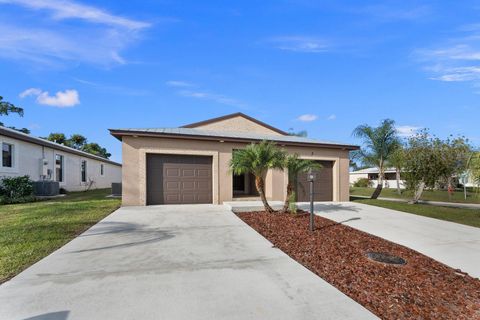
[0,126,121,192]
[350,167,405,189]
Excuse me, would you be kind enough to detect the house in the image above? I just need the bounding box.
[110,112,359,206]
[349,167,404,189]
[0,126,122,192]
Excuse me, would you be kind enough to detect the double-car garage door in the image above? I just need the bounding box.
[147,154,213,205]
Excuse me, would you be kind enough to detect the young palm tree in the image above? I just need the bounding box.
[282,154,322,213]
[230,140,286,213]
[388,146,405,195]
[353,119,400,199]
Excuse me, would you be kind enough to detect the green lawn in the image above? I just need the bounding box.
[350,187,480,204]
[0,188,120,283]
[352,197,480,228]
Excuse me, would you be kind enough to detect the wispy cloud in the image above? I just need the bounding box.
[297,114,318,122]
[20,88,80,107]
[357,4,431,22]
[415,25,480,89]
[178,90,246,108]
[0,0,150,29]
[268,36,330,53]
[327,114,336,120]
[166,80,194,87]
[0,0,152,67]
[166,80,247,108]
[396,125,421,137]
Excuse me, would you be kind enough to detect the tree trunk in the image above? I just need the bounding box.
[396,168,401,195]
[371,173,383,199]
[409,181,425,204]
[255,176,274,213]
[282,182,294,213]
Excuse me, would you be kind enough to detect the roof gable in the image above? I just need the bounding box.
[181,112,287,136]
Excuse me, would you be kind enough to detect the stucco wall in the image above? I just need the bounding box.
[121,136,351,206]
[190,115,283,136]
[0,134,122,191]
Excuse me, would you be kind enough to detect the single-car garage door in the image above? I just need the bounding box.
[146,154,213,205]
[296,160,333,202]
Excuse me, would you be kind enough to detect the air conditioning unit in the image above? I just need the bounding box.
[39,158,49,178]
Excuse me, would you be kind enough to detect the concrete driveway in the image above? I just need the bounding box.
[0,205,375,320]
[296,202,480,279]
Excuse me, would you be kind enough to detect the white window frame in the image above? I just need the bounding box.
[0,137,19,173]
[54,153,66,185]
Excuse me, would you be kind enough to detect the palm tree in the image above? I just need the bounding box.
[282,154,322,213]
[388,146,405,195]
[353,119,400,199]
[230,140,286,213]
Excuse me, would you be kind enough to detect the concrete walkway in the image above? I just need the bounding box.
[0,205,375,320]
[352,195,480,210]
[226,201,480,279]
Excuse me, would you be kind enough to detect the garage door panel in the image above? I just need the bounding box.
[166,168,180,177]
[296,160,333,202]
[147,154,213,205]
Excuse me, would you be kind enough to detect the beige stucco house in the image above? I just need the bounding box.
[110,113,358,206]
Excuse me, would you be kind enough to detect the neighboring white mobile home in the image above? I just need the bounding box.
[350,167,405,189]
[0,126,121,191]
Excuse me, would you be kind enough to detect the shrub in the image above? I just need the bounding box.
[0,176,35,204]
[353,178,372,188]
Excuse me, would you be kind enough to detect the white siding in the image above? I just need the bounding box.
[0,134,121,192]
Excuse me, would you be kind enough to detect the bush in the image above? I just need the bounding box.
[0,176,35,204]
[353,178,372,188]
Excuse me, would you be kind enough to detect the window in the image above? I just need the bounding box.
[55,154,64,182]
[100,164,104,176]
[2,143,13,168]
[81,160,87,182]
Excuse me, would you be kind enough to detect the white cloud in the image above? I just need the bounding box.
[0,0,149,30]
[20,88,80,107]
[396,125,421,137]
[0,0,152,67]
[327,114,336,120]
[178,90,247,108]
[166,80,194,87]
[297,114,318,122]
[269,36,330,53]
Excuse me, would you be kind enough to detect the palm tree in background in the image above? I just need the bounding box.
[353,119,401,199]
[230,140,286,213]
[388,146,405,195]
[282,154,322,213]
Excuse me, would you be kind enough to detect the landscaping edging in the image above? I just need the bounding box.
[237,211,480,320]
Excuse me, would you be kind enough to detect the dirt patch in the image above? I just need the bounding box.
[237,211,480,320]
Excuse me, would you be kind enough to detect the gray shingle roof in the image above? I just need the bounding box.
[110,127,358,149]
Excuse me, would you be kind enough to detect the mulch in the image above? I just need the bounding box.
[237,210,480,320]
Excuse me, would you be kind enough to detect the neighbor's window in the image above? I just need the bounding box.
[81,160,87,182]
[100,164,104,176]
[55,154,64,182]
[2,143,13,168]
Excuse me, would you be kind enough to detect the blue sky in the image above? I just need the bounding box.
[1,0,480,162]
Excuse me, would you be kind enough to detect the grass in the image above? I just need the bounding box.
[350,187,480,204]
[352,197,480,228]
[0,188,120,283]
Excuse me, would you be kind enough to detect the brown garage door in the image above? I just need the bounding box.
[146,154,213,205]
[296,160,333,202]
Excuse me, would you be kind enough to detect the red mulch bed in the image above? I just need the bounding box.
[237,210,480,320]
